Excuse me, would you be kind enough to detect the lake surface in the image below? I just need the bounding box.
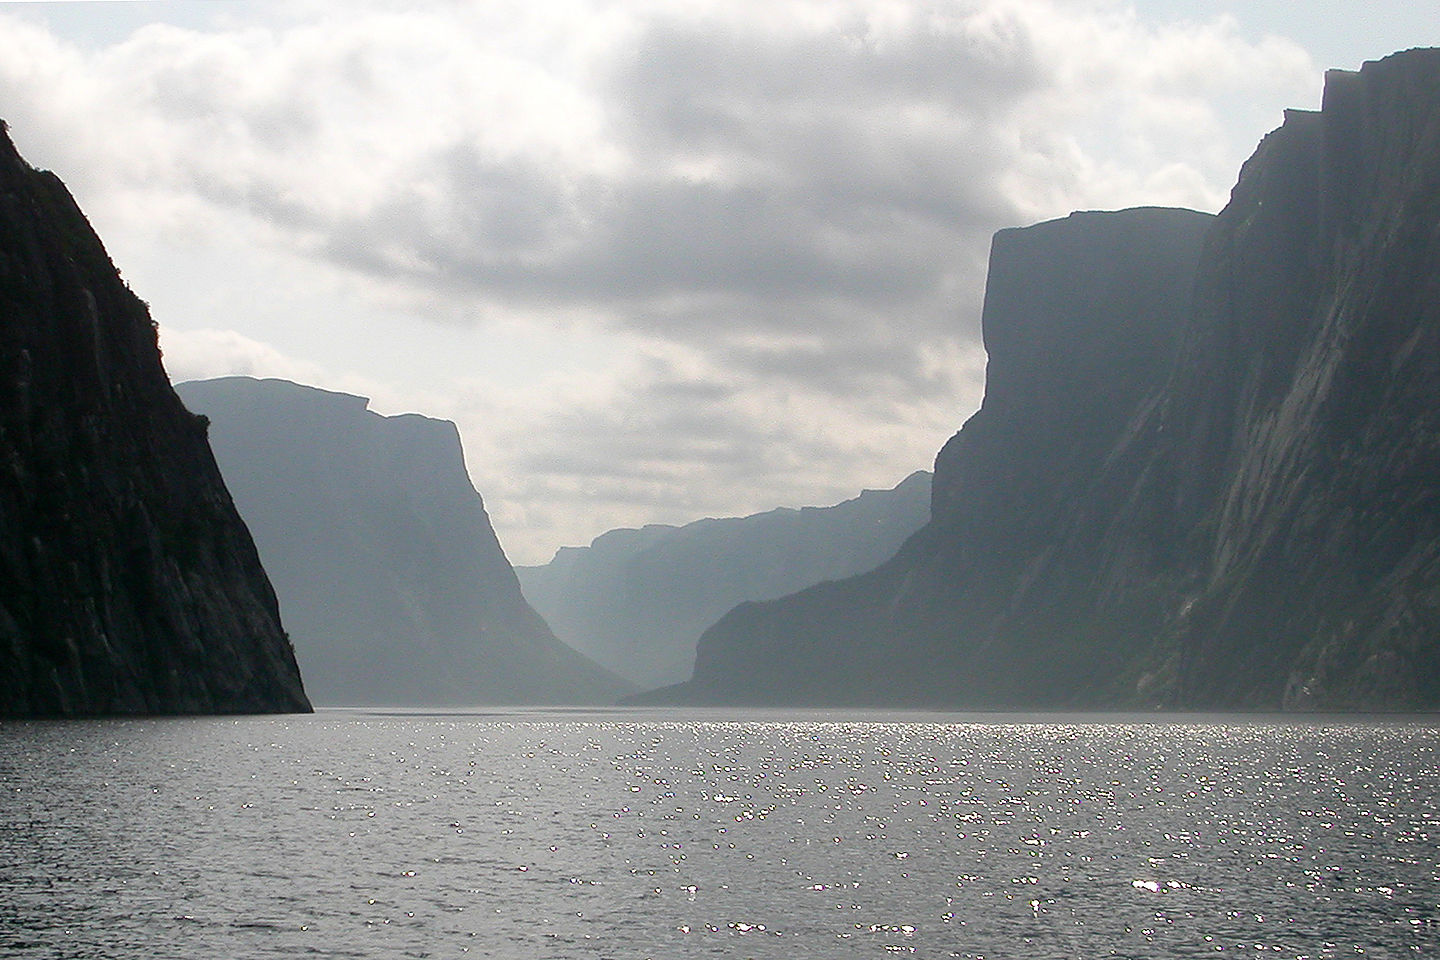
[1,709,1436,959]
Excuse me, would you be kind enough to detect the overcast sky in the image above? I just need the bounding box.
[1,1,1434,564]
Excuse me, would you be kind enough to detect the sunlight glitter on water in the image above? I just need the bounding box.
[0,712,1438,959]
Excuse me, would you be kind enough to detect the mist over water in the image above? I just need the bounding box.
[1,710,1436,959]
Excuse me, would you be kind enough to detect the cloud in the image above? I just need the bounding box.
[1,1,1315,337]
[442,334,984,562]
[290,3,1048,343]
[159,327,331,385]
[0,0,1323,562]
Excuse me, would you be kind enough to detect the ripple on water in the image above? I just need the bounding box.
[0,714,1437,958]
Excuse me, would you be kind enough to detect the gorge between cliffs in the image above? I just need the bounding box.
[2,33,1440,960]
[2,49,1440,716]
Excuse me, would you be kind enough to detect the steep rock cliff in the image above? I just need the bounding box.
[0,124,309,715]
[177,376,632,706]
[517,471,930,688]
[1137,50,1440,708]
[661,206,1214,706]
[1005,50,1440,710]
[667,48,1440,710]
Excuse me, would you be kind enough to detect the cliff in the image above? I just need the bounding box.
[657,206,1213,706]
[0,124,310,715]
[662,48,1440,710]
[516,471,930,688]
[1132,50,1440,708]
[176,377,632,706]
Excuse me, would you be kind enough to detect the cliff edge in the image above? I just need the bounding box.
[666,47,1440,710]
[178,376,632,706]
[661,205,1213,706]
[0,123,310,715]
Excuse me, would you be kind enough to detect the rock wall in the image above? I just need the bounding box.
[0,124,309,715]
[664,49,1440,710]
[177,376,632,706]
[658,206,1213,706]
[1139,51,1440,708]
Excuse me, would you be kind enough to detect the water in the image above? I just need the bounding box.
[1,709,1436,959]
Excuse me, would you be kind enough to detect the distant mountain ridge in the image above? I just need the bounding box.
[178,376,631,706]
[653,48,1440,710]
[0,124,308,715]
[517,471,931,688]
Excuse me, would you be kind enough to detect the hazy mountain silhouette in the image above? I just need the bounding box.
[178,377,631,706]
[517,471,930,688]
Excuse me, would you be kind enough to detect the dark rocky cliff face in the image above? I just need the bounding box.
[0,124,309,715]
[177,376,632,706]
[665,206,1214,706]
[669,48,1440,710]
[1141,51,1440,709]
[516,471,931,689]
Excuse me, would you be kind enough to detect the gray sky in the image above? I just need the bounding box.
[1,0,1434,564]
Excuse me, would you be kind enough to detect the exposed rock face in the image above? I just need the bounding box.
[660,206,1213,706]
[1131,51,1440,709]
[516,471,931,688]
[0,124,309,715]
[177,377,632,706]
[664,49,1440,710]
